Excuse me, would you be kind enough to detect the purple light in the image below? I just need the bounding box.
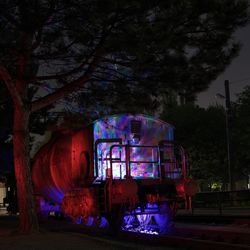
[98,217,109,228]
[121,203,171,235]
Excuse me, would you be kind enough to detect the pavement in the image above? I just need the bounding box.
[0,231,176,250]
[1,207,249,250]
[0,209,178,250]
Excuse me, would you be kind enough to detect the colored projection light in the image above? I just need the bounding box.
[121,203,170,235]
[74,216,108,228]
[93,114,174,179]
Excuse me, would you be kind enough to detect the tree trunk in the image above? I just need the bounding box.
[13,104,39,233]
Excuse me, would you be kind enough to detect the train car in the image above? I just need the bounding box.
[32,114,197,234]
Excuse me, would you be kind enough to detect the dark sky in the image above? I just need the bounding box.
[197,24,250,107]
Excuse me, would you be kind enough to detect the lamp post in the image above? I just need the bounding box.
[224,80,233,191]
[216,80,233,191]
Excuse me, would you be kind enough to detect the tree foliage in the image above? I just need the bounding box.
[0,0,246,111]
[232,85,250,180]
[161,104,228,190]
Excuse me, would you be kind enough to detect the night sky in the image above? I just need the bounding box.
[197,23,250,107]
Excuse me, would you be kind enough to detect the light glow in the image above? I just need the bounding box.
[93,114,174,179]
[121,203,171,235]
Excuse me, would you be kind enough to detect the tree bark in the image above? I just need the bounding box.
[13,103,39,233]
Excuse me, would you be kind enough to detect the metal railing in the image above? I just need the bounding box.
[109,144,159,179]
[94,139,187,181]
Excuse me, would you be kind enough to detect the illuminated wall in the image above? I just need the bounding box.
[93,114,174,179]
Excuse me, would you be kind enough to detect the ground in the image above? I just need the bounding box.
[0,210,179,250]
[0,231,175,250]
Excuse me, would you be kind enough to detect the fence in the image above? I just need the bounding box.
[190,190,250,215]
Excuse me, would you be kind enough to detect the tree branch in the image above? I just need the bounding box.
[0,11,20,28]
[31,74,91,113]
[31,59,89,82]
[31,36,107,82]
[31,48,103,113]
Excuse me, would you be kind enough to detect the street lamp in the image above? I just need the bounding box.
[215,80,233,191]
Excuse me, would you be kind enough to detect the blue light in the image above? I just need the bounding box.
[98,217,109,228]
[121,203,171,235]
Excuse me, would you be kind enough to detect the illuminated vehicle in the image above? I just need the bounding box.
[32,114,197,234]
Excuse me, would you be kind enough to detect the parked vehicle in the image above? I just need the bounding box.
[32,114,197,234]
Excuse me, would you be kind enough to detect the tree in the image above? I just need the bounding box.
[161,104,228,191]
[232,86,250,185]
[31,0,250,116]
[0,0,248,233]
